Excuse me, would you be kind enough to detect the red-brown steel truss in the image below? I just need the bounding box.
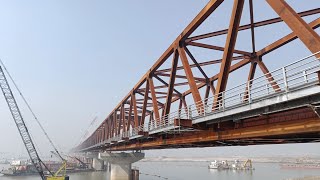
[77,0,320,151]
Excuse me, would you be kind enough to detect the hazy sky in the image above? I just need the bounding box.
[0,0,319,159]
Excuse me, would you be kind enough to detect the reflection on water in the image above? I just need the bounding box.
[208,169,255,180]
[1,162,320,180]
[208,168,254,175]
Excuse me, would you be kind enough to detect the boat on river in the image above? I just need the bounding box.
[208,160,230,169]
[0,160,93,176]
[208,159,254,170]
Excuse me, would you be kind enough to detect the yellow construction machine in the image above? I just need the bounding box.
[46,161,68,180]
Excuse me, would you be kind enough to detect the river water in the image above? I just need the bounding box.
[1,162,320,180]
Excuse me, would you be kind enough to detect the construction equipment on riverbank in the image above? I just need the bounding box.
[0,60,69,180]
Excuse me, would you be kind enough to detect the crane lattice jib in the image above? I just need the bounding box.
[0,66,45,180]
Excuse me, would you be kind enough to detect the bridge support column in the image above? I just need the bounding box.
[99,152,145,180]
[93,157,104,170]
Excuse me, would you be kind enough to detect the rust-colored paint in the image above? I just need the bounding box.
[141,80,150,125]
[178,47,204,113]
[163,50,179,116]
[187,41,251,56]
[184,46,209,80]
[214,0,245,107]
[257,58,281,92]
[109,117,320,151]
[249,0,256,53]
[156,56,245,73]
[257,18,320,57]
[187,8,320,42]
[148,77,161,124]
[155,72,206,82]
[131,93,139,128]
[174,119,192,128]
[267,0,320,58]
[76,1,320,151]
[244,60,257,100]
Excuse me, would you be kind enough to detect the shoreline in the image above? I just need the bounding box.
[141,156,320,164]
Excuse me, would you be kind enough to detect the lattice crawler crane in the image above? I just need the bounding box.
[0,63,69,180]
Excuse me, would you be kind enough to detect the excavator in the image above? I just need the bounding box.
[0,60,69,180]
[51,151,89,170]
[68,156,88,169]
[242,159,254,170]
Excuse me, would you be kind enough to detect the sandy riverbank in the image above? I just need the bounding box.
[142,156,320,164]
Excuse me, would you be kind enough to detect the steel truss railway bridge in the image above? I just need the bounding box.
[74,1,320,177]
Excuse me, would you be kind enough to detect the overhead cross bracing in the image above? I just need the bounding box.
[75,0,320,152]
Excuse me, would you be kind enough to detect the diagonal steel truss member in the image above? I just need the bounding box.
[77,0,320,150]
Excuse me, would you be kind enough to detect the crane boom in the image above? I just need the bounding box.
[0,65,46,180]
[0,61,65,163]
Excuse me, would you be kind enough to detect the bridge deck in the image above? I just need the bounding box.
[72,0,320,153]
[78,53,320,152]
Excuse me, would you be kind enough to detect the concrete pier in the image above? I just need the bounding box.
[99,152,145,180]
[92,157,104,170]
[85,152,105,170]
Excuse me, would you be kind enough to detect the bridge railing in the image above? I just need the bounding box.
[187,52,320,118]
[147,52,320,130]
[148,108,189,132]
[106,52,320,143]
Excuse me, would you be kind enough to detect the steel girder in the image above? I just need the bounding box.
[76,0,320,151]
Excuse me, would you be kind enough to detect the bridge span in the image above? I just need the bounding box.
[75,0,320,153]
[78,52,320,152]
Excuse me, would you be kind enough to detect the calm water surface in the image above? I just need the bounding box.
[1,162,320,180]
